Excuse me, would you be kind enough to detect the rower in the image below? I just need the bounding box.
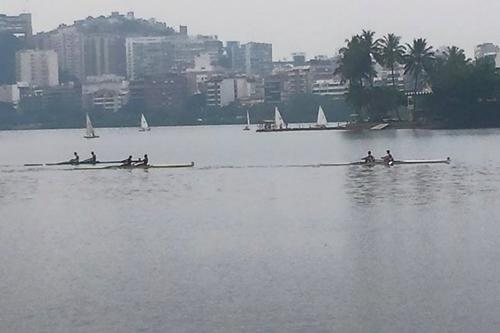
[382,150,394,164]
[135,154,149,167]
[121,155,133,166]
[82,152,97,164]
[362,151,376,164]
[70,152,79,165]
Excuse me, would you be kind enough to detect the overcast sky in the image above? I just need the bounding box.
[2,0,500,59]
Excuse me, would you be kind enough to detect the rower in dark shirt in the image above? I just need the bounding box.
[121,155,133,166]
[82,152,97,164]
[70,152,79,165]
[135,154,149,167]
[362,151,376,164]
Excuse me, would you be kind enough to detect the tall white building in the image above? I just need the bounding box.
[16,49,59,87]
[125,37,174,80]
[34,26,85,80]
[312,79,348,98]
[474,43,499,59]
[206,78,236,107]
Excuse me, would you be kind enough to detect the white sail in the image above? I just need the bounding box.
[140,113,150,131]
[246,111,250,126]
[317,106,328,127]
[274,107,286,129]
[85,114,96,137]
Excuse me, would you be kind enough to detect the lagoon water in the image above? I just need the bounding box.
[1,126,500,332]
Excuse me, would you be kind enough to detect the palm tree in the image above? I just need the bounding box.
[378,33,406,87]
[336,35,374,88]
[404,38,435,119]
[443,46,469,67]
[378,34,406,120]
[360,30,380,85]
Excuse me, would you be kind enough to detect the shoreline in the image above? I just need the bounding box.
[1,121,500,132]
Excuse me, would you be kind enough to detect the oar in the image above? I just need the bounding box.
[26,160,127,167]
[46,162,73,166]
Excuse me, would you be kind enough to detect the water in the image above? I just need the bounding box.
[1,126,500,332]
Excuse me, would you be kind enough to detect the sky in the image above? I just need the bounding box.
[2,0,500,59]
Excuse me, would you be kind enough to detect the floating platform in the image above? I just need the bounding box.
[370,123,390,130]
[256,126,346,133]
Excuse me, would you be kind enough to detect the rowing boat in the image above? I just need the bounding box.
[72,162,195,170]
[319,158,451,167]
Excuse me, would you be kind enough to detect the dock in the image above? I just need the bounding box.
[370,123,390,130]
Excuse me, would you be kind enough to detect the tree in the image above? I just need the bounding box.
[378,33,406,119]
[442,46,469,67]
[359,30,381,85]
[336,34,375,88]
[378,34,406,87]
[426,48,500,126]
[404,38,434,120]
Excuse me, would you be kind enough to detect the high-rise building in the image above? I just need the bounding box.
[242,42,273,76]
[0,13,32,42]
[226,41,245,72]
[474,43,499,59]
[284,66,313,99]
[206,77,236,107]
[84,34,126,77]
[164,33,223,70]
[16,49,59,87]
[33,12,177,81]
[126,37,174,80]
[34,26,86,80]
[264,74,286,104]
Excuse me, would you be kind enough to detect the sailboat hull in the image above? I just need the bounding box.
[84,135,100,139]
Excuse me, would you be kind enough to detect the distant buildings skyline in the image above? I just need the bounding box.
[1,10,500,120]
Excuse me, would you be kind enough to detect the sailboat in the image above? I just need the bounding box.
[316,106,328,128]
[139,113,151,132]
[243,110,251,131]
[84,113,99,139]
[274,107,286,129]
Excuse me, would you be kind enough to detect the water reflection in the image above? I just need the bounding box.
[343,162,500,208]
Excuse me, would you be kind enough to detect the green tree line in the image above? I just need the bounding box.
[336,30,500,127]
